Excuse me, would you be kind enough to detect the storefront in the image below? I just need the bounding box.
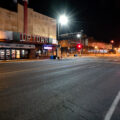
[0,30,58,60]
[0,43,35,60]
[34,44,56,58]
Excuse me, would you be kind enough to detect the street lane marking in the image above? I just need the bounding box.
[104,91,120,120]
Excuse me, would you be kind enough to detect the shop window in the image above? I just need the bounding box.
[0,49,5,60]
[11,50,15,59]
[6,49,11,60]
[22,50,25,56]
[21,50,28,59]
[21,50,25,58]
[16,50,20,59]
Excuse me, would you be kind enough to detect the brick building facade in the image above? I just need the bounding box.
[87,37,112,53]
[0,3,57,60]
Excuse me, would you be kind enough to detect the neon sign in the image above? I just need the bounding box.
[43,45,53,50]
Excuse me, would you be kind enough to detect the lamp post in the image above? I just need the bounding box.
[57,14,68,40]
[110,40,114,50]
[76,33,82,43]
[76,33,82,55]
[56,14,68,59]
[94,46,98,56]
[76,34,81,39]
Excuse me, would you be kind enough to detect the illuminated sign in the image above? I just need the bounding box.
[20,33,50,43]
[0,31,13,40]
[44,47,52,50]
[43,45,53,50]
[0,30,57,44]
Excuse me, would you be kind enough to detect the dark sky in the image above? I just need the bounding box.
[0,0,120,43]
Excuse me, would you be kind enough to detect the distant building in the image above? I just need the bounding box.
[58,32,88,56]
[87,37,112,53]
[0,2,57,60]
[88,37,112,49]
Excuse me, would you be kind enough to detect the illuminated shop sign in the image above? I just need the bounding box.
[0,31,13,40]
[0,30,57,44]
[52,39,58,44]
[20,33,51,43]
[43,45,53,50]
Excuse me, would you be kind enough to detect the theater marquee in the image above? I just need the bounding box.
[0,30,57,44]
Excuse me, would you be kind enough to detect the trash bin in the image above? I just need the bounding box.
[74,54,77,57]
[50,55,57,59]
[50,56,54,59]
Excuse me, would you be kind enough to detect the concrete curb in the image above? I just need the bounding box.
[0,59,49,63]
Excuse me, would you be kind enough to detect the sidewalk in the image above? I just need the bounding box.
[0,58,49,63]
[1,54,120,63]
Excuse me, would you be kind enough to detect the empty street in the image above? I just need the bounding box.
[0,57,120,120]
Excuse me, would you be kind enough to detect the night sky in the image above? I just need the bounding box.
[0,0,120,43]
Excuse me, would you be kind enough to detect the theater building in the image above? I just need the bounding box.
[0,1,57,60]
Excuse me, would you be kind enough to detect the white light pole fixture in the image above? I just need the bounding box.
[77,34,81,38]
[95,46,98,49]
[58,14,68,25]
[56,14,69,59]
[57,14,69,40]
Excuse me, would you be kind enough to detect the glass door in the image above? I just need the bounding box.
[11,49,16,59]
[0,49,5,60]
[16,50,20,59]
[6,49,11,60]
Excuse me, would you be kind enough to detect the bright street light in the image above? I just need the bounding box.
[110,40,114,44]
[56,14,69,59]
[77,34,81,38]
[94,46,98,49]
[59,14,68,25]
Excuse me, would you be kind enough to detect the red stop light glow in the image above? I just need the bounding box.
[77,44,83,49]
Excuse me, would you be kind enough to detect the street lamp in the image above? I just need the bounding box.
[76,33,82,55]
[57,14,68,40]
[58,14,68,26]
[110,40,114,44]
[110,40,114,50]
[94,46,98,55]
[56,14,69,59]
[94,46,98,49]
[76,34,81,38]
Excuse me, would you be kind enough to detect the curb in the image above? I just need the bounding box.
[0,59,49,63]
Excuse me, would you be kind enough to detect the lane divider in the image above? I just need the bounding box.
[104,91,120,120]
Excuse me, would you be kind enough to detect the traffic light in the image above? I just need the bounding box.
[76,44,83,49]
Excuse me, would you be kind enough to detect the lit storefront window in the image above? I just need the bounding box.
[22,50,25,55]
[16,50,20,59]
[6,49,10,60]
[12,50,16,59]
[0,49,5,60]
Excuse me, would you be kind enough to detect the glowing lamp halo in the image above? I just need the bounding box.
[58,14,68,25]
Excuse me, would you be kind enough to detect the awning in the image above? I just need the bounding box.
[0,43,35,49]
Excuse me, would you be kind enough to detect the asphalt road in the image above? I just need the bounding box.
[0,56,120,120]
